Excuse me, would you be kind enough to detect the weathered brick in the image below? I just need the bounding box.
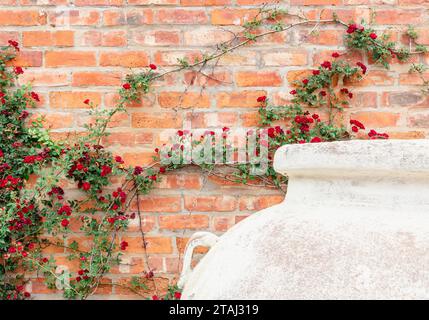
[159,214,209,230]
[131,196,182,212]
[23,31,74,47]
[132,112,183,128]
[72,71,122,86]
[216,90,266,108]
[45,51,96,67]
[262,51,308,66]
[158,91,210,108]
[0,10,46,26]
[211,9,259,25]
[50,91,101,109]
[100,51,149,67]
[122,236,173,254]
[184,195,237,212]
[350,111,400,127]
[156,9,208,24]
[235,71,282,87]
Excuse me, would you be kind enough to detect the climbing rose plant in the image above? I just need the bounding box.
[0,9,427,299]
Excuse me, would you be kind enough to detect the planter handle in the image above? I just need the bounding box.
[178,231,219,289]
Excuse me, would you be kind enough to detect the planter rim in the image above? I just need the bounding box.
[274,139,429,176]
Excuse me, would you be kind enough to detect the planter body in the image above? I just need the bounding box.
[181,140,429,299]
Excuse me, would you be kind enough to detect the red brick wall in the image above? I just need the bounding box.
[1,0,428,298]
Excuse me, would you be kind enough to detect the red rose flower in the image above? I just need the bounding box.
[134,166,143,175]
[82,182,91,191]
[332,52,340,58]
[369,33,377,40]
[120,241,128,250]
[100,165,112,177]
[174,292,182,299]
[312,70,320,75]
[149,64,157,70]
[302,79,309,85]
[321,61,332,70]
[123,83,131,90]
[14,66,24,75]
[30,92,40,102]
[84,99,90,105]
[356,62,367,74]
[61,219,69,227]
[290,90,297,95]
[256,95,267,103]
[159,167,166,174]
[310,137,322,143]
[115,156,124,164]
[352,126,359,133]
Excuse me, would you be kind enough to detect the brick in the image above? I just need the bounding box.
[211,9,259,25]
[176,237,209,254]
[236,0,278,3]
[350,111,400,128]
[159,214,209,230]
[131,196,182,212]
[184,71,232,87]
[262,51,308,66]
[23,31,74,47]
[408,113,429,128]
[45,51,96,67]
[154,50,202,66]
[291,0,341,4]
[126,9,154,25]
[312,50,363,66]
[29,112,74,129]
[374,10,424,25]
[156,9,208,24]
[75,0,124,5]
[103,10,126,26]
[157,174,202,189]
[239,195,284,211]
[381,92,429,108]
[50,92,101,109]
[186,111,238,128]
[0,10,46,26]
[184,28,233,46]
[130,0,178,3]
[182,0,230,4]
[132,112,183,128]
[235,71,282,87]
[399,72,429,85]
[307,8,372,22]
[100,51,149,67]
[18,71,69,87]
[122,236,173,254]
[158,92,210,108]
[72,72,122,87]
[344,71,395,86]
[388,131,426,139]
[122,151,157,166]
[7,51,42,67]
[132,30,180,46]
[297,29,344,46]
[184,195,237,212]
[48,10,100,26]
[0,31,19,45]
[216,90,266,108]
[103,132,153,146]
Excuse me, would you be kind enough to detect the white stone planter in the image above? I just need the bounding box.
[179,140,429,299]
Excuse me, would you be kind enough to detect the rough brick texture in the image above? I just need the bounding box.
[2,1,428,299]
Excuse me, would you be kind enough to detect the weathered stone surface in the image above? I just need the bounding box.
[181,140,429,299]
